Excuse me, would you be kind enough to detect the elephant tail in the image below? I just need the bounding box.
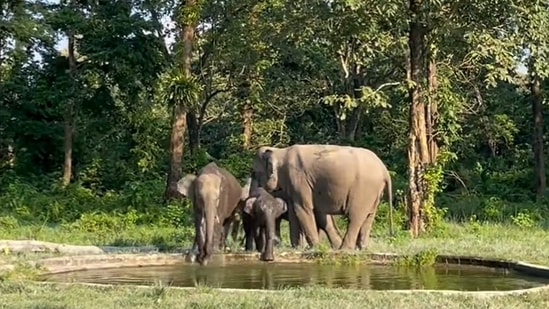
[385,170,395,238]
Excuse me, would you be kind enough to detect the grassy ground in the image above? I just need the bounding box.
[1,281,549,308]
[2,221,549,308]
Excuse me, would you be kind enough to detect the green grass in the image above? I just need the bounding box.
[1,281,549,308]
[2,221,549,308]
[0,224,194,252]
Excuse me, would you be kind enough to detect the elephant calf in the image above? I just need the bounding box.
[243,187,288,261]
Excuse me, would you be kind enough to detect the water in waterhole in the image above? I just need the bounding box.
[40,261,549,291]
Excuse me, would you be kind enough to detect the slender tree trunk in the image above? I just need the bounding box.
[187,112,200,155]
[242,100,253,150]
[345,109,362,142]
[407,0,429,237]
[164,0,197,200]
[62,29,77,187]
[336,67,363,142]
[426,59,439,161]
[345,72,364,142]
[530,59,546,200]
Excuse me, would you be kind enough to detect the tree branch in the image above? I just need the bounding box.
[375,82,401,92]
[198,87,232,129]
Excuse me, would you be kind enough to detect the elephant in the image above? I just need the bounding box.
[249,144,394,251]
[243,178,344,251]
[242,187,289,261]
[177,162,247,265]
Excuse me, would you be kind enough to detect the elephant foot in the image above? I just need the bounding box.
[336,247,356,255]
[196,253,210,266]
[198,257,209,266]
[185,252,198,263]
[260,252,275,262]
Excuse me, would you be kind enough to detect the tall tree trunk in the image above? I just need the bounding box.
[242,100,253,150]
[530,59,546,200]
[407,0,429,237]
[164,0,197,200]
[165,105,188,199]
[62,29,77,187]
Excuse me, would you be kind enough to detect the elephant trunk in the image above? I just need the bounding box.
[249,177,259,196]
[261,212,276,261]
[201,199,217,265]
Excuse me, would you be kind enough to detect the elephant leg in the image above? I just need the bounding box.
[254,225,264,253]
[222,220,231,250]
[242,213,255,251]
[315,213,342,249]
[287,201,303,248]
[187,230,200,263]
[292,195,319,248]
[340,194,378,251]
[191,232,199,253]
[356,214,375,250]
[356,193,382,250]
[230,215,241,245]
[274,217,283,246]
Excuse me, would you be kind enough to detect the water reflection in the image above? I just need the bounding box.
[43,261,549,291]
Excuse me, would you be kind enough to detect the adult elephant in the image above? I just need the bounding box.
[177,162,247,265]
[249,144,394,251]
[243,178,344,251]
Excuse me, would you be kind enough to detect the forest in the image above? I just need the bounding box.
[1,0,549,248]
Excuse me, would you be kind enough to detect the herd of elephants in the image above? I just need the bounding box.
[177,144,394,265]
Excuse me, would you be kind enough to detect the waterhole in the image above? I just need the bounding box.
[41,261,549,291]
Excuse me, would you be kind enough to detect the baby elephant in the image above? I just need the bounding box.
[243,187,288,262]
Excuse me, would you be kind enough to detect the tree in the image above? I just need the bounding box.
[406,0,430,237]
[164,0,202,199]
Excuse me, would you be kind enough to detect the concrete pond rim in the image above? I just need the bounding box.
[1,249,549,296]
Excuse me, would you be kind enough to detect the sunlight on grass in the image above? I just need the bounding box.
[2,221,549,308]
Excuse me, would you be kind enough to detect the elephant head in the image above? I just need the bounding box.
[251,146,281,193]
[242,190,288,261]
[243,195,288,218]
[176,174,197,199]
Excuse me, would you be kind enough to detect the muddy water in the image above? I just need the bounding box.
[41,261,549,291]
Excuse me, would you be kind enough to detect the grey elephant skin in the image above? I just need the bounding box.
[243,187,288,261]
[177,162,245,265]
[249,144,394,251]
[243,179,344,251]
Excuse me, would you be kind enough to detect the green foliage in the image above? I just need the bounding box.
[1,0,549,244]
[159,70,203,109]
[395,249,439,268]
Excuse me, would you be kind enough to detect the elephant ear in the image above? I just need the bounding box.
[241,177,252,201]
[260,148,274,176]
[243,197,256,216]
[275,198,288,214]
[176,174,197,199]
